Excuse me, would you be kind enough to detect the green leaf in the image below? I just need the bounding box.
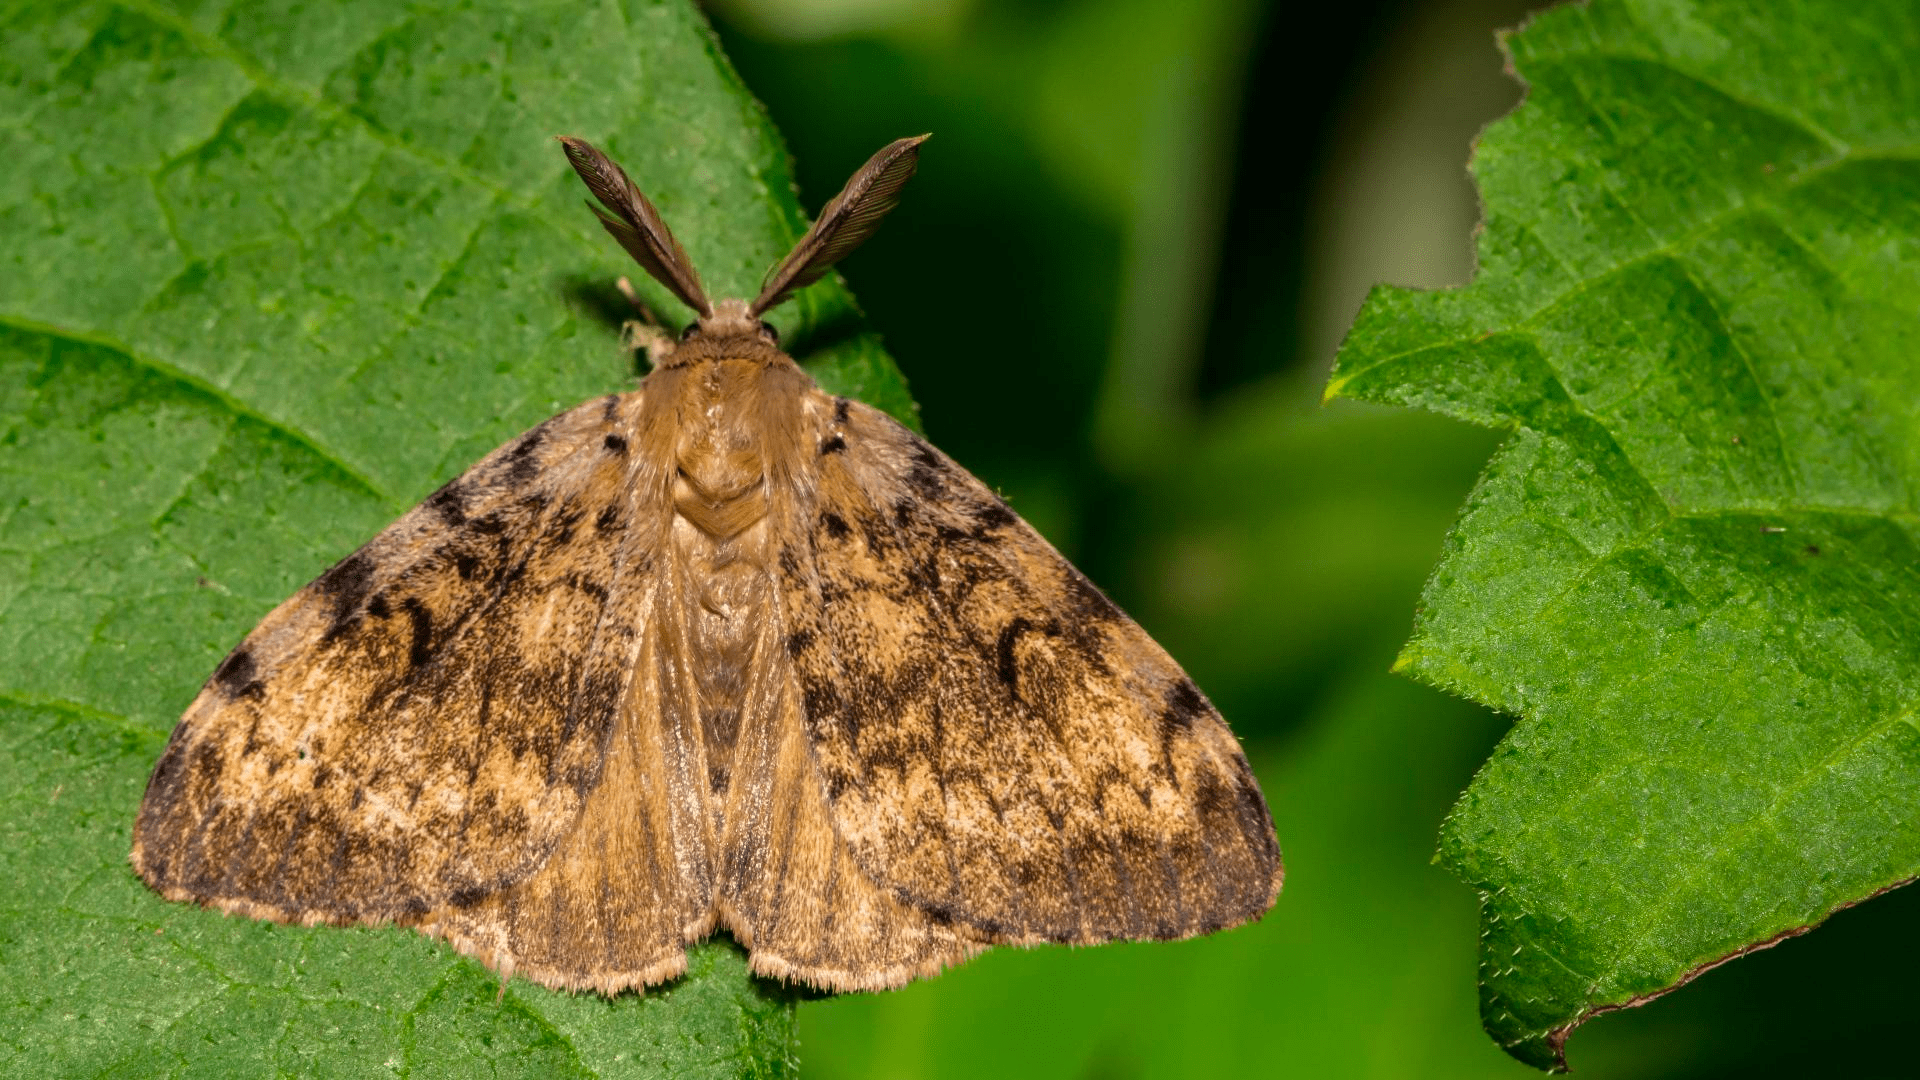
[1328,0,1920,1069]
[0,0,912,1074]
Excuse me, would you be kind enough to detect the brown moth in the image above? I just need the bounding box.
[130,134,1283,994]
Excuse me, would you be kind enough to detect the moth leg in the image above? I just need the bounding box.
[616,275,677,368]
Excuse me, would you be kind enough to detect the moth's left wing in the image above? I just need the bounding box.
[132,391,715,991]
[776,396,1282,946]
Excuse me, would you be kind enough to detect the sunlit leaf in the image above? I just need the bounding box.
[1329,0,1920,1068]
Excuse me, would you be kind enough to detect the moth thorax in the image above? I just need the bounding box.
[669,360,773,544]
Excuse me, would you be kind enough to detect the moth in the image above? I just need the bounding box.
[131,133,1283,994]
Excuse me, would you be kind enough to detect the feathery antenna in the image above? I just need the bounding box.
[751,135,929,317]
[559,136,713,318]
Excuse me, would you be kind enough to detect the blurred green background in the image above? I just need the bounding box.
[697,0,1920,1076]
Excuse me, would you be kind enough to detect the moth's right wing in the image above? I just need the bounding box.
[776,396,1282,947]
[132,391,713,990]
[707,593,987,992]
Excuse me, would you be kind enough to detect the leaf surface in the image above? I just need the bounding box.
[0,0,912,1075]
[1328,0,1920,1068]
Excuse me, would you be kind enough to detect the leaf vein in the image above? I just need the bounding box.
[0,315,391,505]
[1338,148,1920,394]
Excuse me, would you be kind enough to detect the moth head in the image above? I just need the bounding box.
[560,133,929,337]
[684,298,776,344]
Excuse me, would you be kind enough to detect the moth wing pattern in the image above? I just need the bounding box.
[132,390,714,989]
[423,594,720,991]
[704,577,988,991]
[778,395,1283,948]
